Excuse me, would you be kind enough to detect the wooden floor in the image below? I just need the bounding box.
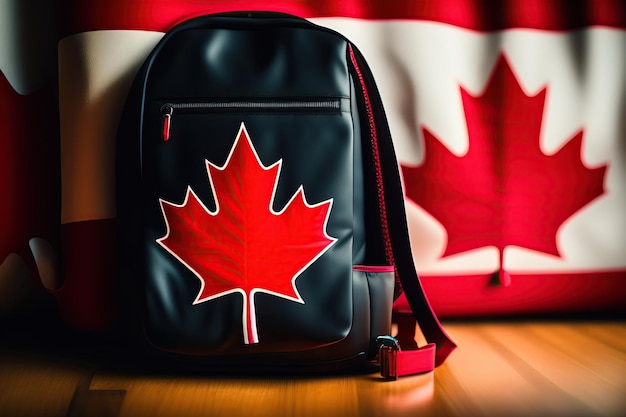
[1,307,625,417]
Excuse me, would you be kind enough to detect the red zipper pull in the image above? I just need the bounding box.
[162,105,173,141]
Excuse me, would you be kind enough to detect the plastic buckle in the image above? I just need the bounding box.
[376,335,401,380]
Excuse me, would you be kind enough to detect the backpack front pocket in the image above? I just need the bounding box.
[140,97,360,355]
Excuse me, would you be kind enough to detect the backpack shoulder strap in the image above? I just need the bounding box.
[347,43,456,376]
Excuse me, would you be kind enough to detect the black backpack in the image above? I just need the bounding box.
[116,11,455,378]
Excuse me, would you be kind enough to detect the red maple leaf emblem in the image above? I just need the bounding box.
[401,54,607,282]
[157,123,336,344]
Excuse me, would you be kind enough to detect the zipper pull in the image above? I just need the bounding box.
[161,104,173,141]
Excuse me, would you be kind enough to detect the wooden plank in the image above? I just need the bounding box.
[577,322,626,353]
[91,321,625,417]
[356,371,457,417]
[91,371,453,417]
[428,322,598,417]
[0,354,86,417]
[478,321,626,417]
[2,321,625,417]
[90,374,365,417]
[66,375,126,417]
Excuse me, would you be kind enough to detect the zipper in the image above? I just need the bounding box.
[160,99,344,141]
[352,265,395,273]
[347,44,395,275]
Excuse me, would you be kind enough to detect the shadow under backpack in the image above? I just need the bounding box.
[115,12,456,379]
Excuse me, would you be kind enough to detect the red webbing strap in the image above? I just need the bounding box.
[397,343,438,375]
[380,343,437,379]
[379,315,437,378]
[348,43,456,377]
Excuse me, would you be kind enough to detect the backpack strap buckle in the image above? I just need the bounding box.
[375,335,438,379]
[376,336,401,380]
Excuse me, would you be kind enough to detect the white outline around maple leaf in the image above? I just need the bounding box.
[156,122,337,344]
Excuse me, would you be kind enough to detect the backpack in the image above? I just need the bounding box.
[116,11,455,379]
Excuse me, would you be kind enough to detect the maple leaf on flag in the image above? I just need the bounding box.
[157,123,336,344]
[401,54,607,283]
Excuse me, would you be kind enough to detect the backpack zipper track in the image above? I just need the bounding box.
[160,99,343,141]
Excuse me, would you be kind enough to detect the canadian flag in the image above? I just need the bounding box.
[316,5,626,316]
[52,0,625,326]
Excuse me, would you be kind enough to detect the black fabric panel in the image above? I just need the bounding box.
[365,270,395,358]
[146,27,350,99]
